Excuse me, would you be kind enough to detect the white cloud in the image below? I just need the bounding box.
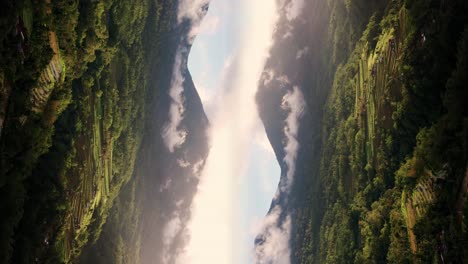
[281,86,306,190]
[162,50,188,153]
[162,0,215,152]
[296,46,309,59]
[178,0,210,24]
[159,177,172,193]
[161,0,305,263]
[254,87,306,264]
[176,199,185,208]
[178,0,212,42]
[163,215,182,250]
[254,206,292,264]
[261,69,275,86]
[162,205,188,264]
[191,159,205,177]
[283,30,293,39]
[282,23,294,39]
[285,0,304,21]
[175,0,280,263]
[177,158,191,168]
[277,74,291,86]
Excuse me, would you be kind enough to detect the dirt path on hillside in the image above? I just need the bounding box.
[406,199,418,254]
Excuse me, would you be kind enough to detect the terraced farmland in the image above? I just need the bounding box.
[403,175,437,254]
[0,0,171,263]
[56,89,113,262]
[30,32,64,113]
[353,8,408,170]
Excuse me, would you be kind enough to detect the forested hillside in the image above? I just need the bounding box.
[288,0,468,263]
[2,0,467,263]
[0,0,179,263]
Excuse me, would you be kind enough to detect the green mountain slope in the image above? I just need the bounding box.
[292,0,468,263]
[0,0,177,263]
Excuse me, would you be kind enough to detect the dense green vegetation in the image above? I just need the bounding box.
[2,0,467,263]
[79,174,142,264]
[292,0,468,263]
[0,0,177,263]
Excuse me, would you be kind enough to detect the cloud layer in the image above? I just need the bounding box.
[162,0,213,153]
[178,0,212,42]
[178,0,210,23]
[254,206,292,264]
[158,2,212,263]
[161,0,307,263]
[175,0,280,263]
[281,86,306,190]
[162,50,188,153]
[284,0,305,21]
[255,86,306,264]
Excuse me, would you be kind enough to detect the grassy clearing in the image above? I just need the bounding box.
[22,0,33,38]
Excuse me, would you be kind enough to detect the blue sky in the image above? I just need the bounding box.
[184,0,281,262]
